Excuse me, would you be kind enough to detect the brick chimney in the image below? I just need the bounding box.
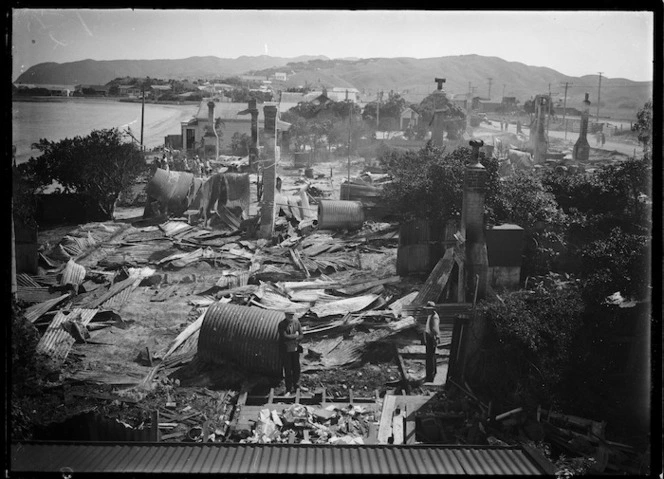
[204,101,219,159]
[207,101,215,130]
[461,140,489,300]
[259,104,279,239]
[573,93,591,162]
[531,95,549,163]
[248,99,260,169]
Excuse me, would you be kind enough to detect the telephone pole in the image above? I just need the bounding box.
[561,81,572,140]
[488,77,493,99]
[502,84,506,101]
[376,91,382,129]
[596,72,603,122]
[140,85,145,150]
[547,83,552,136]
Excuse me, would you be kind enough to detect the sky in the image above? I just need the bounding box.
[11,9,655,82]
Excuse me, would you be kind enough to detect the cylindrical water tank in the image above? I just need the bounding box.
[197,302,285,377]
[317,200,365,230]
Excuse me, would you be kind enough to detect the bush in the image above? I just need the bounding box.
[17,128,147,219]
[474,275,585,409]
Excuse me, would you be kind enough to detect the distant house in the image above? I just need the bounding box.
[80,84,109,96]
[278,91,324,113]
[150,84,172,99]
[400,107,420,130]
[326,87,360,103]
[450,93,470,110]
[118,85,142,98]
[180,100,291,156]
[14,83,78,96]
[273,72,288,81]
[476,99,503,113]
[502,96,518,110]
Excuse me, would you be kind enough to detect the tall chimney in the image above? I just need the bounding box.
[205,101,219,160]
[461,140,489,300]
[531,95,548,163]
[573,93,591,162]
[259,104,279,239]
[248,99,260,170]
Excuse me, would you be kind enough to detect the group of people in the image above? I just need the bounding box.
[277,301,442,395]
[499,118,510,132]
[596,131,607,147]
[152,153,214,177]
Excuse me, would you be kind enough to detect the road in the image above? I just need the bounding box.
[476,121,643,158]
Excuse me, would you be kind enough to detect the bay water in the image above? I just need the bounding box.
[12,98,198,165]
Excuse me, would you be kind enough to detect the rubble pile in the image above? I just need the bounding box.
[241,403,376,445]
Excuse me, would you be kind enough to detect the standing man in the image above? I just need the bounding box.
[279,312,303,395]
[424,301,440,383]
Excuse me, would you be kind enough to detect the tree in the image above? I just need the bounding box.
[379,144,499,224]
[413,91,466,140]
[489,171,568,277]
[632,100,652,153]
[230,132,252,156]
[17,129,146,219]
[475,277,585,409]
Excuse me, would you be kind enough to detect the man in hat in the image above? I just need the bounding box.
[424,301,440,382]
[278,311,303,395]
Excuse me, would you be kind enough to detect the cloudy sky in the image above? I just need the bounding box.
[12,9,655,82]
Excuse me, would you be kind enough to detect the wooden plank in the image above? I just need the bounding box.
[394,347,411,394]
[411,247,456,306]
[404,405,417,444]
[392,412,404,444]
[335,276,401,296]
[267,388,274,404]
[377,394,396,444]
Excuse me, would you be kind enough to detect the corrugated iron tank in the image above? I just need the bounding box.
[144,168,194,217]
[485,224,525,267]
[397,219,453,276]
[317,200,365,230]
[197,302,285,377]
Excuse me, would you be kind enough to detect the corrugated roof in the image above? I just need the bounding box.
[10,443,554,475]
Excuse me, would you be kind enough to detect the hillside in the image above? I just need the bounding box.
[15,54,651,120]
[14,55,328,85]
[255,55,651,120]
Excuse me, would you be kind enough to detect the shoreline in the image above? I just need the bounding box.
[12,95,202,106]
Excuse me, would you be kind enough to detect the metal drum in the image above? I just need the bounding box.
[317,200,365,230]
[197,302,285,376]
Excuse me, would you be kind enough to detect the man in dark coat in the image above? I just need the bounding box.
[424,301,440,382]
[279,312,303,395]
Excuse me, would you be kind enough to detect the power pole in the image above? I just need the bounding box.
[488,77,493,99]
[561,81,572,140]
[347,105,352,199]
[547,83,552,136]
[502,84,506,101]
[596,72,603,122]
[140,86,145,150]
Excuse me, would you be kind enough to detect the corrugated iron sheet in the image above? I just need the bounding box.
[10,443,553,475]
[317,200,365,230]
[411,247,457,306]
[17,273,41,287]
[24,293,71,323]
[145,168,195,217]
[198,302,285,377]
[35,308,98,364]
[16,286,59,304]
[60,259,86,289]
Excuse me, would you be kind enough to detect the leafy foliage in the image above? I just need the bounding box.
[631,100,652,153]
[414,91,467,140]
[230,132,252,156]
[489,171,568,277]
[17,128,146,219]
[476,276,585,408]
[362,91,406,130]
[379,144,499,224]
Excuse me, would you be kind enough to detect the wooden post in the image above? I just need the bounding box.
[259,105,278,238]
[151,410,160,442]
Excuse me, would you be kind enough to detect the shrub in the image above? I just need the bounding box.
[474,275,585,409]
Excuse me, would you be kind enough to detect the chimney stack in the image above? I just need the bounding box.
[531,95,548,163]
[248,99,260,170]
[461,140,489,300]
[204,101,219,160]
[259,104,279,239]
[573,93,591,162]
